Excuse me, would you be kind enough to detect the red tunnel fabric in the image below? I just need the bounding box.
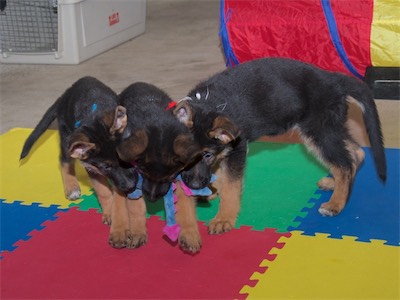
[221,0,373,77]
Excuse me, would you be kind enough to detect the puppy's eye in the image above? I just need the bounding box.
[203,151,214,161]
[104,165,112,171]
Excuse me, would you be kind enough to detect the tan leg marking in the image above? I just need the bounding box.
[318,141,363,216]
[209,164,242,234]
[318,177,335,190]
[206,173,221,201]
[89,174,113,225]
[301,135,337,191]
[108,190,131,248]
[126,196,148,248]
[302,134,365,214]
[61,161,81,200]
[317,141,365,197]
[319,166,353,216]
[175,181,202,253]
[348,142,365,169]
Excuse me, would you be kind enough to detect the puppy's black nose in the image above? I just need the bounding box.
[142,178,170,202]
[182,174,210,190]
[113,170,138,194]
[147,194,159,202]
[119,182,136,194]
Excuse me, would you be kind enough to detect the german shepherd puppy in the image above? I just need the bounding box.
[174,57,386,234]
[20,76,143,248]
[116,82,205,252]
[117,82,202,201]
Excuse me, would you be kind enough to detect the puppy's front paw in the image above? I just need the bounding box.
[208,218,234,234]
[108,230,131,249]
[127,233,147,249]
[179,228,202,254]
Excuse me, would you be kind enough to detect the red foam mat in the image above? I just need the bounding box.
[1,208,287,299]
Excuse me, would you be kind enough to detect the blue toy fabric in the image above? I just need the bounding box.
[127,174,217,241]
[127,175,143,200]
[163,175,217,241]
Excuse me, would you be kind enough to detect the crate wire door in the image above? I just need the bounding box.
[0,0,58,56]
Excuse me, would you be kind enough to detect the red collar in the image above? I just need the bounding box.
[166,101,177,111]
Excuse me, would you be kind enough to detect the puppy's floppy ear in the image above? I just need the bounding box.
[208,116,240,144]
[173,101,193,128]
[109,106,127,135]
[174,133,200,162]
[68,133,96,159]
[117,129,148,162]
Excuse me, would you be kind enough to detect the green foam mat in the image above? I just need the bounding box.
[71,142,328,232]
[196,142,328,231]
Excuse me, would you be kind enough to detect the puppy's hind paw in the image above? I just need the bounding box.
[66,189,81,200]
[317,177,335,191]
[318,202,343,217]
[318,207,336,217]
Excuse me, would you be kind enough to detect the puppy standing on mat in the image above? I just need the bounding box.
[174,57,386,235]
[117,82,205,252]
[20,77,145,248]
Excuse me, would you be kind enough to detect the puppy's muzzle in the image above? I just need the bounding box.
[181,172,211,190]
[110,168,138,194]
[142,177,170,202]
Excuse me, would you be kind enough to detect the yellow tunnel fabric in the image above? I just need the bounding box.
[370,0,400,66]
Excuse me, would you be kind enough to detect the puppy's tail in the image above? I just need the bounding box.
[345,77,387,182]
[20,98,60,160]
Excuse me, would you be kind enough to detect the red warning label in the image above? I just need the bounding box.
[109,12,120,26]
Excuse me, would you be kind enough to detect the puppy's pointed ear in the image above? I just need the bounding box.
[117,129,148,162]
[109,106,127,135]
[68,133,97,159]
[173,101,193,128]
[208,116,240,144]
[69,142,96,159]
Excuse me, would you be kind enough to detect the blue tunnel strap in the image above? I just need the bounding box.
[219,0,239,67]
[321,0,363,79]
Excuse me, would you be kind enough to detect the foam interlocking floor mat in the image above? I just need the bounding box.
[1,128,399,299]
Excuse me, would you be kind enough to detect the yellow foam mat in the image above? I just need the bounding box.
[0,128,91,208]
[241,231,400,299]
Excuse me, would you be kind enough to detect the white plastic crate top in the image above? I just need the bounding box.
[0,0,146,64]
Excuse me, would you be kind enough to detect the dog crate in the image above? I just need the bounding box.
[0,0,146,64]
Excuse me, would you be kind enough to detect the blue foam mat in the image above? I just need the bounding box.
[290,148,400,245]
[0,200,66,254]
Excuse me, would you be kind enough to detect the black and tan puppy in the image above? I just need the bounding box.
[174,57,386,234]
[20,76,145,248]
[117,82,202,200]
[117,82,208,252]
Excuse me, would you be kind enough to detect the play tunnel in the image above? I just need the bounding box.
[220,0,400,79]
